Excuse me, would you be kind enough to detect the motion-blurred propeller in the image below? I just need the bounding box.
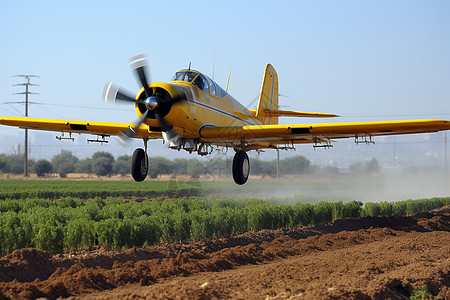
[102,54,182,144]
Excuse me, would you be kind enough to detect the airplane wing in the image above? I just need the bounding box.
[0,117,163,139]
[199,119,450,145]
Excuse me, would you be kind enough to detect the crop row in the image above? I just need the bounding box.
[0,197,449,256]
[0,180,207,200]
[0,179,333,200]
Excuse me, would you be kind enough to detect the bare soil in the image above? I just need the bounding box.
[1,207,449,300]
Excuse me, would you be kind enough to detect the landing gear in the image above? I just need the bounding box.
[232,150,250,185]
[131,148,148,182]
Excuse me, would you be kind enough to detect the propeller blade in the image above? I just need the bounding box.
[130,54,153,98]
[121,109,149,138]
[105,54,183,146]
[154,110,172,133]
[103,82,146,105]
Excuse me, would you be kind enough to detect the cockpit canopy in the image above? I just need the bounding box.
[170,70,227,98]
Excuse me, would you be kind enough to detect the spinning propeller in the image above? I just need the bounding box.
[102,54,181,143]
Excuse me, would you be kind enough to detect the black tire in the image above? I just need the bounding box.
[232,150,250,185]
[131,148,148,182]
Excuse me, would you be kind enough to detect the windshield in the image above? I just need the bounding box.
[171,70,228,98]
[171,71,199,83]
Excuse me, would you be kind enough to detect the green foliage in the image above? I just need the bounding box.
[312,201,333,225]
[91,152,114,177]
[0,196,448,256]
[379,201,392,216]
[361,202,381,217]
[113,155,130,176]
[172,158,189,175]
[392,201,407,216]
[76,158,92,174]
[7,154,25,174]
[410,286,437,300]
[52,150,78,177]
[280,155,311,175]
[204,158,231,178]
[349,158,380,174]
[292,203,314,226]
[0,179,204,200]
[331,201,344,220]
[1,154,35,174]
[0,151,389,178]
[343,201,363,218]
[0,154,8,173]
[187,160,204,178]
[33,159,53,177]
[147,157,172,178]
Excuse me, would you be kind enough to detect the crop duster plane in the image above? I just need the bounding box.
[1,54,450,184]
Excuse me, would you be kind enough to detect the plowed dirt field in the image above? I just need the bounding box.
[1,207,449,299]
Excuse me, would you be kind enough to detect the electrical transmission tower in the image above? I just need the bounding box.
[13,75,39,177]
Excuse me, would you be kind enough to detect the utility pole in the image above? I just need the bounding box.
[14,75,39,177]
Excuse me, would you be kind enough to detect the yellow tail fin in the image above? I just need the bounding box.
[256,64,278,125]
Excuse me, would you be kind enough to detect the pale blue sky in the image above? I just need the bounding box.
[1,0,449,161]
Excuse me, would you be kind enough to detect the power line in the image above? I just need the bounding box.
[1,101,132,112]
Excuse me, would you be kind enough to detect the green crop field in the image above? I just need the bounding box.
[0,179,207,200]
[0,178,380,202]
[0,194,448,257]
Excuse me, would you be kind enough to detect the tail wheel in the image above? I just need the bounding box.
[232,150,250,185]
[131,148,148,182]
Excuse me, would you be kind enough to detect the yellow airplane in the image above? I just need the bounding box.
[1,54,450,184]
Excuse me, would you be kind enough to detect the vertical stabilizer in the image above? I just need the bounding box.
[256,64,278,125]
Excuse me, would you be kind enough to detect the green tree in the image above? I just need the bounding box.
[280,156,310,175]
[204,158,230,178]
[172,158,189,176]
[76,158,92,174]
[33,159,53,177]
[4,154,31,174]
[262,160,277,177]
[250,158,265,175]
[0,154,7,173]
[187,160,204,178]
[91,151,114,176]
[149,157,172,178]
[52,150,78,177]
[113,155,131,176]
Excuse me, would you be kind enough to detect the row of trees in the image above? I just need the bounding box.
[0,151,130,178]
[0,151,381,178]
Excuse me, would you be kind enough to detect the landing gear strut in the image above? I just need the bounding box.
[232,150,250,185]
[131,148,148,182]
